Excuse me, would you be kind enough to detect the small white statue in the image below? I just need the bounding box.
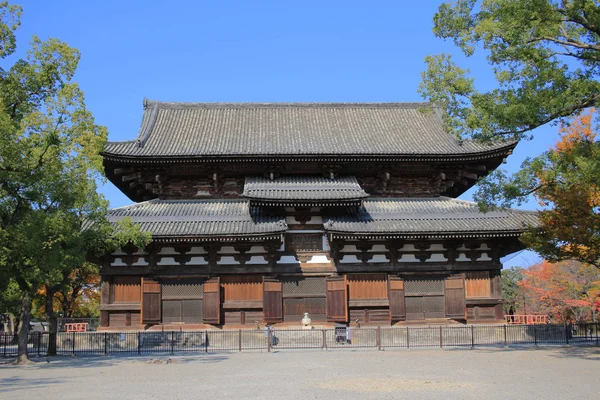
[302,312,312,329]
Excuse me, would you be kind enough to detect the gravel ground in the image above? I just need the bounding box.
[1,347,599,400]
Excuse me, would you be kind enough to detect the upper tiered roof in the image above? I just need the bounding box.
[242,176,369,206]
[103,100,515,159]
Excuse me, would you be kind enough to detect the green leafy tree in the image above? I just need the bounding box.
[501,266,524,313]
[419,0,600,142]
[420,0,600,267]
[0,2,150,363]
[477,110,600,268]
[0,279,21,333]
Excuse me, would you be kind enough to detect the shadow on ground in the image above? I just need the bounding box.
[0,353,230,370]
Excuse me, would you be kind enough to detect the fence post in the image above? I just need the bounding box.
[37,332,41,356]
[104,332,108,356]
[238,329,242,352]
[137,332,141,355]
[471,325,475,349]
[72,331,76,356]
[565,323,569,345]
[596,323,599,345]
[406,326,409,349]
[170,331,174,354]
[504,325,508,348]
[534,325,537,346]
[322,329,327,351]
[2,334,5,358]
[205,331,208,353]
[377,327,381,351]
[267,328,272,353]
[439,326,443,349]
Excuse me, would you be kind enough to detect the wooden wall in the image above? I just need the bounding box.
[112,277,141,303]
[467,304,504,321]
[221,275,262,301]
[224,311,263,325]
[108,311,142,328]
[350,309,390,324]
[465,271,491,298]
[347,274,388,299]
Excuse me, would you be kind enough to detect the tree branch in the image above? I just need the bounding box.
[488,93,600,138]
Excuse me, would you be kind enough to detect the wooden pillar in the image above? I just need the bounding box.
[100,277,110,328]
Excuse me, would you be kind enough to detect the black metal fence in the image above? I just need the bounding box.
[1,323,598,357]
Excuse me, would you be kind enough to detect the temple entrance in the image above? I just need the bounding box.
[404,278,445,320]
[161,279,204,324]
[282,277,327,322]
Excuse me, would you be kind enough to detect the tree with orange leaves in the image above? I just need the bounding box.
[476,109,600,269]
[520,260,600,323]
[32,263,100,320]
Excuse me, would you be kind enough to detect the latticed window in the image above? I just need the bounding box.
[404,279,444,295]
[162,279,204,299]
[282,277,327,297]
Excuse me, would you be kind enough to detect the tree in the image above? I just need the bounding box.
[521,260,600,322]
[56,263,101,318]
[0,279,21,333]
[502,266,525,313]
[477,110,600,268]
[0,2,150,363]
[419,0,600,142]
[419,1,600,267]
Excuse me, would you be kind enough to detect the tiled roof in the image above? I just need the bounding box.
[106,199,287,238]
[103,100,515,158]
[242,176,369,202]
[324,197,539,238]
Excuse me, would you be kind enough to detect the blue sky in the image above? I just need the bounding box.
[13,0,554,267]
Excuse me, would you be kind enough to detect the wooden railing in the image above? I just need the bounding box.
[65,323,88,332]
[505,315,547,325]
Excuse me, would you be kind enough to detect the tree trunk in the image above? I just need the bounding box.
[16,292,32,365]
[45,286,57,356]
[9,314,16,334]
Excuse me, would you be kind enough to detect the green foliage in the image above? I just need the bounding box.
[0,2,150,359]
[501,266,524,312]
[420,0,600,142]
[0,279,21,317]
[476,111,600,268]
[422,1,600,268]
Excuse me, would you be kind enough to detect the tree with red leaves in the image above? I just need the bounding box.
[521,260,600,323]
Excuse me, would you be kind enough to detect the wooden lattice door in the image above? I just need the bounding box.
[162,279,204,324]
[282,277,327,322]
[404,278,445,320]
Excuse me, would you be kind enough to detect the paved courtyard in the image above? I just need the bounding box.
[1,347,599,399]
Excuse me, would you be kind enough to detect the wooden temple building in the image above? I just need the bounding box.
[98,101,537,329]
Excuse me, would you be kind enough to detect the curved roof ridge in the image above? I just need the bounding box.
[365,196,538,215]
[143,99,432,109]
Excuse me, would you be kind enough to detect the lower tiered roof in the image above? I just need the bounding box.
[106,197,537,241]
[106,199,287,241]
[324,197,538,239]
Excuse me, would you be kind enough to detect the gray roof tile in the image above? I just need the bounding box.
[106,199,287,238]
[242,176,369,201]
[324,197,539,237]
[104,100,514,157]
